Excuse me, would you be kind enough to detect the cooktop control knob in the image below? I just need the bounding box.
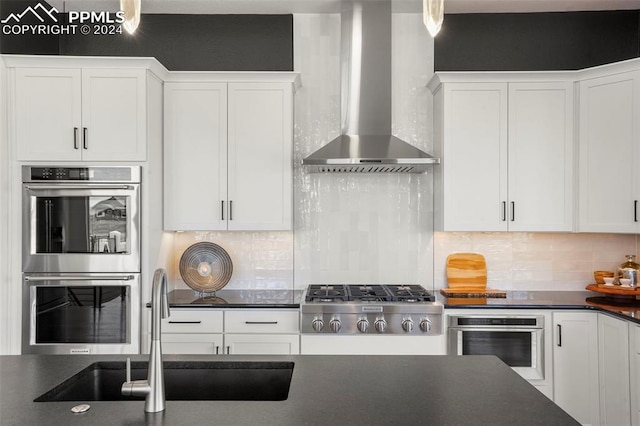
[401,319,414,333]
[374,318,387,333]
[356,319,370,333]
[312,318,324,332]
[329,318,342,333]
[419,318,432,333]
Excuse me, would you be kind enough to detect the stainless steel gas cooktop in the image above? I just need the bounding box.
[301,284,443,335]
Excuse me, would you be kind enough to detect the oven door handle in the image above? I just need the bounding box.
[25,275,135,282]
[25,184,134,191]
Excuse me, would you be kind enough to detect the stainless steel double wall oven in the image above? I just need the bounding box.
[22,166,141,354]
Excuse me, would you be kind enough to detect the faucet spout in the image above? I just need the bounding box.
[122,268,170,413]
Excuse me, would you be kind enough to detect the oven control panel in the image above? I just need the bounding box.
[23,166,140,183]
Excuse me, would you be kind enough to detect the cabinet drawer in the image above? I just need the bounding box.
[162,309,223,333]
[225,310,299,333]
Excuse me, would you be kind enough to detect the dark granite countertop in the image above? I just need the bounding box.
[439,290,640,324]
[0,354,578,426]
[157,289,303,308]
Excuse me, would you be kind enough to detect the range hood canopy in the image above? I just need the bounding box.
[302,0,439,173]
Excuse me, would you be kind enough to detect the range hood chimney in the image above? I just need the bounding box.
[302,1,439,173]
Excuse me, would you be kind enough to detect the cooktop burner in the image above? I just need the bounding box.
[305,284,435,303]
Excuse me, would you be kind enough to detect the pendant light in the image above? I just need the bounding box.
[120,0,141,34]
[423,0,444,37]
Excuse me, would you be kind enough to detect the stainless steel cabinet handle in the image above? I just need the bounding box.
[215,346,219,355]
[82,127,88,150]
[556,324,562,347]
[635,200,638,222]
[25,275,134,281]
[230,200,233,220]
[168,321,202,324]
[221,200,225,220]
[502,201,506,222]
[245,321,278,325]
[73,127,79,149]
[511,202,515,222]
[226,346,231,354]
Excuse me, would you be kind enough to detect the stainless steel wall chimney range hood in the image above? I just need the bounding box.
[302,1,440,173]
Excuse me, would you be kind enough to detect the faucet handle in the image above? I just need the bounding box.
[126,357,131,383]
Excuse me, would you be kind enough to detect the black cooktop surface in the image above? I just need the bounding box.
[305,284,435,303]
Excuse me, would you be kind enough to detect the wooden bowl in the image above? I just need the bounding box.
[593,270,614,284]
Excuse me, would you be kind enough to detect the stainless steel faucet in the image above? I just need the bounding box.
[122,268,170,412]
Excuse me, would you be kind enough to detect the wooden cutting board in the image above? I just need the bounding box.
[446,253,487,290]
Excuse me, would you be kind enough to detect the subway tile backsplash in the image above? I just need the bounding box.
[434,232,638,291]
[172,231,294,290]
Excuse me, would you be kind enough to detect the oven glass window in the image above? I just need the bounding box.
[35,286,129,344]
[462,331,532,367]
[35,196,129,254]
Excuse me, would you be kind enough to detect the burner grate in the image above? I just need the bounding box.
[305,285,348,302]
[347,285,393,302]
[386,285,436,302]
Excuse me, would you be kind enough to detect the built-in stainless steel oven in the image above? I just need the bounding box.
[448,315,545,381]
[22,273,140,354]
[22,166,140,273]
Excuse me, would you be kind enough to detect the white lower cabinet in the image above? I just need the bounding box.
[163,333,224,355]
[161,309,224,355]
[224,309,300,355]
[552,311,600,426]
[225,334,299,355]
[598,313,630,426]
[160,309,299,355]
[631,323,640,425]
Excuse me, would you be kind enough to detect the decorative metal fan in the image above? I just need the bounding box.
[179,242,233,293]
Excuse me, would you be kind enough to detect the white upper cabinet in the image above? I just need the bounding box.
[578,70,640,233]
[435,82,508,231]
[227,82,293,231]
[12,66,148,162]
[508,82,574,232]
[164,82,228,230]
[164,77,295,231]
[430,76,574,232]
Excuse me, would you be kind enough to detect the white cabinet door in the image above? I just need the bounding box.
[13,67,147,162]
[552,311,600,426]
[631,323,640,425]
[438,82,508,231]
[434,79,575,232]
[14,68,82,161]
[80,69,147,161]
[164,82,228,230]
[578,71,640,233]
[508,82,574,232]
[224,334,300,355]
[163,81,293,231]
[227,83,293,231]
[598,314,630,426]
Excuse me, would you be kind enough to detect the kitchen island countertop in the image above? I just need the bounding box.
[0,354,578,426]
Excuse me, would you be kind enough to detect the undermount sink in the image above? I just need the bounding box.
[35,361,294,402]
